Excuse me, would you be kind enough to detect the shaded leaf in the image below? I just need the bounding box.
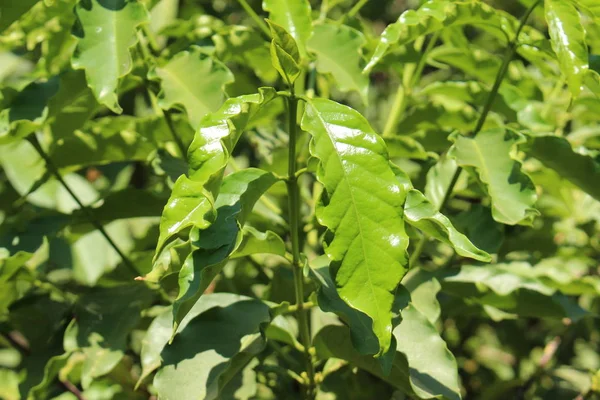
[301,98,409,356]
[0,0,40,32]
[72,0,149,113]
[231,226,286,259]
[307,22,369,103]
[448,128,538,225]
[150,47,234,129]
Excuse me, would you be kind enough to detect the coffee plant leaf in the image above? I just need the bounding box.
[149,293,270,400]
[302,98,409,357]
[307,22,369,103]
[448,128,539,225]
[231,226,286,259]
[72,0,149,113]
[574,0,600,21]
[545,0,589,97]
[0,0,40,32]
[527,135,600,202]
[262,0,312,58]
[150,47,234,129]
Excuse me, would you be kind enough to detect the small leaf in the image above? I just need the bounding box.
[307,22,369,103]
[301,98,409,356]
[150,47,234,129]
[448,128,538,225]
[545,0,589,96]
[231,226,286,259]
[404,189,492,262]
[270,41,301,85]
[72,0,149,113]
[265,19,300,62]
[527,135,600,202]
[262,0,312,58]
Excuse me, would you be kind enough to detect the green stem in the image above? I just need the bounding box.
[408,0,541,267]
[28,135,138,277]
[236,0,271,38]
[348,0,369,18]
[382,33,439,137]
[286,93,316,399]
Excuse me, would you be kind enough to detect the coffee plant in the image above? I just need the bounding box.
[1,0,600,398]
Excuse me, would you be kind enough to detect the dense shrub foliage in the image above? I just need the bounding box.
[1,0,600,399]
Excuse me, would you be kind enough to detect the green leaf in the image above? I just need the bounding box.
[527,135,600,202]
[265,19,300,62]
[301,98,409,356]
[545,0,589,96]
[0,79,59,144]
[152,293,271,400]
[154,88,276,254]
[150,47,234,129]
[262,0,312,58]
[425,156,461,210]
[265,20,301,84]
[365,0,522,72]
[574,0,600,21]
[231,226,286,259]
[401,268,441,324]
[307,23,369,103]
[0,0,39,33]
[404,189,491,262]
[437,263,589,321]
[448,128,538,225]
[314,301,461,400]
[72,0,149,113]
[171,168,279,332]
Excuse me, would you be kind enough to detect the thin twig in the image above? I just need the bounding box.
[236,0,271,38]
[61,379,86,400]
[27,135,139,276]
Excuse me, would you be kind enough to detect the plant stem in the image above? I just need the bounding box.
[348,0,369,18]
[27,135,139,277]
[286,93,316,398]
[236,0,271,38]
[407,0,541,267]
[382,33,439,137]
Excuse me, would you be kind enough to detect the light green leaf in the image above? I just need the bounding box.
[405,189,491,262]
[448,128,538,225]
[152,293,271,400]
[265,19,300,61]
[438,263,589,321]
[150,47,234,129]
[307,22,369,103]
[270,41,301,85]
[574,0,600,21]
[262,0,312,58]
[154,88,276,254]
[527,135,600,202]
[401,268,441,324]
[301,98,409,356]
[171,169,279,331]
[72,0,149,113]
[545,0,588,96]
[231,226,286,259]
[425,156,461,210]
[365,0,522,72]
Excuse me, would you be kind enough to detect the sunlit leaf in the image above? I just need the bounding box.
[262,0,312,58]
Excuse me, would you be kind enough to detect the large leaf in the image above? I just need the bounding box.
[301,98,409,356]
[150,47,234,129]
[72,0,149,113]
[315,304,461,400]
[545,0,589,97]
[448,129,538,225]
[171,169,280,332]
[527,135,600,202]
[404,189,491,262]
[151,294,271,400]
[154,88,276,254]
[307,22,369,103]
[364,0,523,72]
[262,0,312,58]
[437,263,589,321]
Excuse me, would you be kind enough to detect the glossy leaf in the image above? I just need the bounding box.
[150,47,234,129]
[262,0,312,58]
[448,128,538,225]
[301,98,409,356]
[307,23,369,103]
[545,0,589,96]
[152,294,271,400]
[404,189,492,262]
[72,0,149,113]
[171,169,279,331]
[527,135,600,202]
[365,0,522,72]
